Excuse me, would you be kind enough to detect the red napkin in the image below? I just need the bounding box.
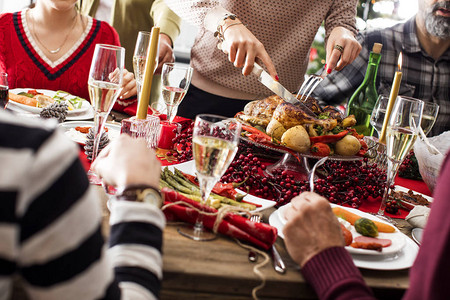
[161,188,278,250]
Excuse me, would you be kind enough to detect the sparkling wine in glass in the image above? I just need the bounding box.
[0,72,8,109]
[377,96,424,218]
[177,114,241,241]
[161,63,193,123]
[133,31,158,104]
[87,44,125,184]
[420,102,439,136]
[370,95,389,138]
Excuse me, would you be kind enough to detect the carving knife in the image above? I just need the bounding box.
[251,63,317,117]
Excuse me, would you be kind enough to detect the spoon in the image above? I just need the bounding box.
[309,156,328,192]
[418,127,441,155]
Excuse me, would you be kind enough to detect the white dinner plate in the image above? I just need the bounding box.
[275,203,406,256]
[8,88,91,115]
[268,208,419,270]
[165,160,276,212]
[58,121,121,145]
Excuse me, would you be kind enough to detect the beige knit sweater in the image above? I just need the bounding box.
[165,0,357,100]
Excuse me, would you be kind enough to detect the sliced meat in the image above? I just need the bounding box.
[354,236,392,247]
[351,242,383,252]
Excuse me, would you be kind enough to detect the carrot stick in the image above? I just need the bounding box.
[8,93,38,107]
[332,206,396,233]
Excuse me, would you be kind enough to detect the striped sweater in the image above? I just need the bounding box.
[0,110,164,300]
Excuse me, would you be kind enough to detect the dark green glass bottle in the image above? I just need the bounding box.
[346,43,382,136]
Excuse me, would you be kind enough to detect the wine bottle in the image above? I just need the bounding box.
[346,43,383,136]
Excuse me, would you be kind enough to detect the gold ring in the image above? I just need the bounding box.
[334,44,344,53]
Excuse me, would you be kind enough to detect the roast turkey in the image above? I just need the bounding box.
[238,95,341,130]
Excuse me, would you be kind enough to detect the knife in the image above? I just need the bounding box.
[251,63,317,117]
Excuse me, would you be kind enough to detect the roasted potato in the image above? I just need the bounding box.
[266,119,286,140]
[335,135,361,156]
[341,115,357,128]
[281,125,310,153]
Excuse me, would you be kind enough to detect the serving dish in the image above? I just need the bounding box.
[165,160,276,212]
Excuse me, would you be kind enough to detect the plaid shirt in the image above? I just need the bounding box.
[313,17,450,137]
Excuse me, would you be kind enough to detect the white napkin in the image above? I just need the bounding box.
[405,206,431,229]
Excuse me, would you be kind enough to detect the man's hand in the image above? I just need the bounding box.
[92,135,161,189]
[155,33,175,74]
[326,26,362,73]
[282,192,344,267]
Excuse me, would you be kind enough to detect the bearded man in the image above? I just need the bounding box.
[313,0,450,136]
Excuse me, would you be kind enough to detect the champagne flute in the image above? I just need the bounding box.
[421,102,439,136]
[133,31,158,104]
[377,96,424,218]
[370,95,389,138]
[177,114,241,241]
[161,63,193,123]
[87,44,125,184]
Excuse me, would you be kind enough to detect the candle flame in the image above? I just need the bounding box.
[397,52,403,71]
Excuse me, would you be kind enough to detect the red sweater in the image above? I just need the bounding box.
[302,153,450,299]
[0,10,120,101]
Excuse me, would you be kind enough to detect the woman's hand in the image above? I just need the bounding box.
[119,69,137,99]
[155,33,175,75]
[282,192,344,268]
[326,26,362,73]
[221,21,278,80]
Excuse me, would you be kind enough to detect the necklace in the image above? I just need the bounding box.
[29,9,78,54]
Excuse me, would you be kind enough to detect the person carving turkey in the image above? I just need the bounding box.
[164,0,362,119]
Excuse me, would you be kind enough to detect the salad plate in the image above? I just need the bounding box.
[58,121,121,145]
[8,88,91,115]
[165,160,276,212]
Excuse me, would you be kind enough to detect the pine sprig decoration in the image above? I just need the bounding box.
[40,102,68,123]
[84,127,110,161]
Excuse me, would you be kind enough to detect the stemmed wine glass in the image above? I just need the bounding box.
[377,96,424,218]
[177,114,242,241]
[370,95,389,138]
[87,44,125,184]
[161,63,193,123]
[420,102,439,136]
[133,31,158,104]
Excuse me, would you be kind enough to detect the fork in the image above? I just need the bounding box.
[248,215,286,274]
[309,156,328,193]
[296,68,327,102]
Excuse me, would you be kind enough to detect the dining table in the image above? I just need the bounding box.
[9,109,430,300]
[87,111,429,300]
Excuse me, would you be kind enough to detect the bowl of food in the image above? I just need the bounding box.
[414,131,450,192]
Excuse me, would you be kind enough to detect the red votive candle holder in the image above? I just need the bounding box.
[158,120,181,149]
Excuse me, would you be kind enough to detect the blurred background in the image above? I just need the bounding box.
[1,0,419,72]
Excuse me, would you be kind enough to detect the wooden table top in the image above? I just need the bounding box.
[97,187,412,300]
